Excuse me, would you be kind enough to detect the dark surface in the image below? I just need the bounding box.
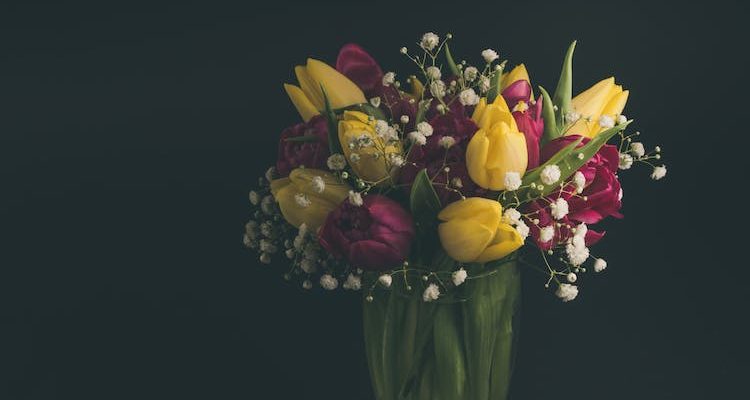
[2,0,747,398]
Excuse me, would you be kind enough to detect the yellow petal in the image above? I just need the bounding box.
[342,110,371,124]
[589,89,629,136]
[471,98,488,124]
[295,65,325,111]
[289,168,349,204]
[284,84,320,122]
[474,223,524,263]
[437,197,502,224]
[306,58,366,110]
[484,122,528,190]
[500,64,530,90]
[408,75,424,99]
[270,177,291,197]
[477,104,517,132]
[438,219,495,262]
[466,129,491,189]
[272,184,331,230]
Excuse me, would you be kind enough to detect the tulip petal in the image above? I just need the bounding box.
[438,219,495,262]
[306,58,366,110]
[295,65,325,111]
[567,77,616,136]
[474,224,524,263]
[500,64,530,90]
[437,197,502,223]
[283,84,320,122]
[590,89,629,136]
[288,168,349,205]
[466,129,491,189]
[273,184,332,230]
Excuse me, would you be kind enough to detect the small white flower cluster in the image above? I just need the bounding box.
[326,154,347,171]
[504,171,522,191]
[565,223,590,266]
[540,165,561,186]
[502,207,529,240]
[374,120,399,142]
[407,121,434,147]
[550,198,569,220]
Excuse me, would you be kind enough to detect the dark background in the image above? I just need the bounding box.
[2,0,748,398]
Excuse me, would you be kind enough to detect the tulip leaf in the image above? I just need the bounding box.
[445,43,460,77]
[320,85,343,155]
[409,169,442,260]
[552,40,577,126]
[539,86,559,145]
[517,121,630,203]
[284,135,319,143]
[486,62,505,104]
[414,99,432,125]
[348,102,387,121]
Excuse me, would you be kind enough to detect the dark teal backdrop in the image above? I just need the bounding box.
[2,0,747,398]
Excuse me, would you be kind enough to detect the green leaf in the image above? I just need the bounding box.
[348,102,387,121]
[518,122,630,202]
[539,86,559,145]
[415,99,432,125]
[552,40,577,126]
[320,85,342,155]
[445,43,460,77]
[409,169,442,264]
[409,169,441,228]
[486,62,505,104]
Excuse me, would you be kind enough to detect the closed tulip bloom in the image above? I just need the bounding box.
[566,77,629,137]
[338,111,401,184]
[284,58,366,122]
[500,64,530,91]
[270,168,350,231]
[467,96,528,190]
[438,197,524,263]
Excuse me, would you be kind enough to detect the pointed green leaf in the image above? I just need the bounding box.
[415,99,432,125]
[518,121,631,203]
[320,85,342,155]
[409,169,441,224]
[445,43,460,77]
[552,40,577,125]
[486,62,505,104]
[348,102,387,121]
[539,86,559,145]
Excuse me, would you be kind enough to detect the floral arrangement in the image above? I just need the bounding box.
[243,32,666,399]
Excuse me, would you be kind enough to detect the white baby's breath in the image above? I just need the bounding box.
[319,274,339,290]
[550,198,569,220]
[422,283,440,302]
[504,171,522,191]
[452,268,467,286]
[651,165,667,180]
[481,49,499,63]
[540,165,562,185]
[556,283,579,302]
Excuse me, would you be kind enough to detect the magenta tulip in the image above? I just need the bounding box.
[276,115,329,177]
[319,195,415,271]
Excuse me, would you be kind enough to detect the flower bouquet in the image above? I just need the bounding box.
[243,33,666,399]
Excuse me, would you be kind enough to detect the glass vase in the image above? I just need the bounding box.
[363,258,521,400]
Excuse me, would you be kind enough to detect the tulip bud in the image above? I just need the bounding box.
[338,111,402,184]
[270,168,350,231]
[566,77,629,138]
[284,58,366,122]
[437,197,524,263]
[467,96,528,190]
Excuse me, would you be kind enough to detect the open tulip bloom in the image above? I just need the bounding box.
[243,33,667,400]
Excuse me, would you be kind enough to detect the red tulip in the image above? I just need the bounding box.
[276,115,329,177]
[319,195,415,271]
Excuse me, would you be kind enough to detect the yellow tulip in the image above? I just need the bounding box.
[566,77,629,138]
[284,58,367,122]
[270,168,350,231]
[338,111,401,184]
[500,64,530,90]
[467,96,528,190]
[437,197,524,263]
